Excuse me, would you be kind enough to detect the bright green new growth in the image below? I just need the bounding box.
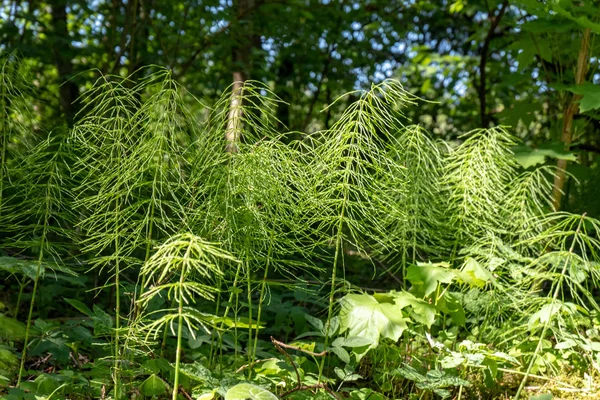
[3,64,599,399]
[384,124,447,273]
[189,81,317,371]
[70,69,199,397]
[136,233,236,400]
[2,132,77,388]
[444,127,519,244]
[300,80,416,379]
[0,56,77,389]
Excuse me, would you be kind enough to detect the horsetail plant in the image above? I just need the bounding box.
[189,81,316,372]
[514,213,600,399]
[384,124,447,278]
[136,233,237,400]
[300,80,415,381]
[444,127,519,250]
[71,73,141,398]
[70,68,202,396]
[0,52,34,219]
[0,131,77,387]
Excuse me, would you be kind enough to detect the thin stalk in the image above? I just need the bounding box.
[514,214,585,400]
[172,259,187,400]
[233,267,241,364]
[138,190,156,306]
[160,298,176,358]
[246,257,253,374]
[214,261,242,368]
[250,243,273,377]
[0,65,8,217]
[14,279,26,320]
[113,202,122,400]
[209,277,223,369]
[318,215,345,383]
[17,247,44,387]
[17,182,51,387]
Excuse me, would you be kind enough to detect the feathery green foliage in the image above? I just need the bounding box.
[444,127,519,245]
[384,124,447,274]
[300,80,417,379]
[2,71,600,399]
[137,233,236,400]
[1,131,77,388]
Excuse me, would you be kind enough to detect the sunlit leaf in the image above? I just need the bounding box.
[225,383,278,400]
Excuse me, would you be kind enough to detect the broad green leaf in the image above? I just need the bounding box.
[440,353,465,369]
[521,18,576,33]
[0,257,44,281]
[304,314,324,333]
[512,144,577,169]
[139,374,167,396]
[514,38,537,70]
[255,359,286,376]
[289,341,316,353]
[177,362,218,385]
[406,263,456,297]
[64,298,92,317]
[188,334,211,349]
[498,101,539,127]
[347,388,386,400]
[225,383,278,400]
[528,301,569,329]
[437,293,465,326]
[334,366,362,382]
[330,346,350,363]
[449,0,464,14]
[564,84,600,113]
[393,364,425,382]
[551,3,600,33]
[338,294,407,360]
[91,305,113,335]
[387,291,437,328]
[457,258,493,288]
[197,390,217,400]
[33,374,59,395]
[334,336,373,348]
[142,358,172,375]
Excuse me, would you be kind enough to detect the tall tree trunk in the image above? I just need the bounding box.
[551,28,591,211]
[226,0,262,152]
[477,1,508,128]
[276,55,294,135]
[127,0,148,79]
[50,0,79,125]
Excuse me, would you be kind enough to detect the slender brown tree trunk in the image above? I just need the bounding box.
[50,0,79,125]
[551,29,591,211]
[477,1,508,128]
[226,78,244,153]
[226,0,262,152]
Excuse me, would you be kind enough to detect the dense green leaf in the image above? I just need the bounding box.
[225,383,279,400]
[406,263,456,297]
[338,294,407,360]
[139,374,167,396]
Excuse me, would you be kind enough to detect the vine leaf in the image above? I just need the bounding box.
[406,263,456,297]
[338,293,408,361]
[225,383,279,400]
[139,374,167,396]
